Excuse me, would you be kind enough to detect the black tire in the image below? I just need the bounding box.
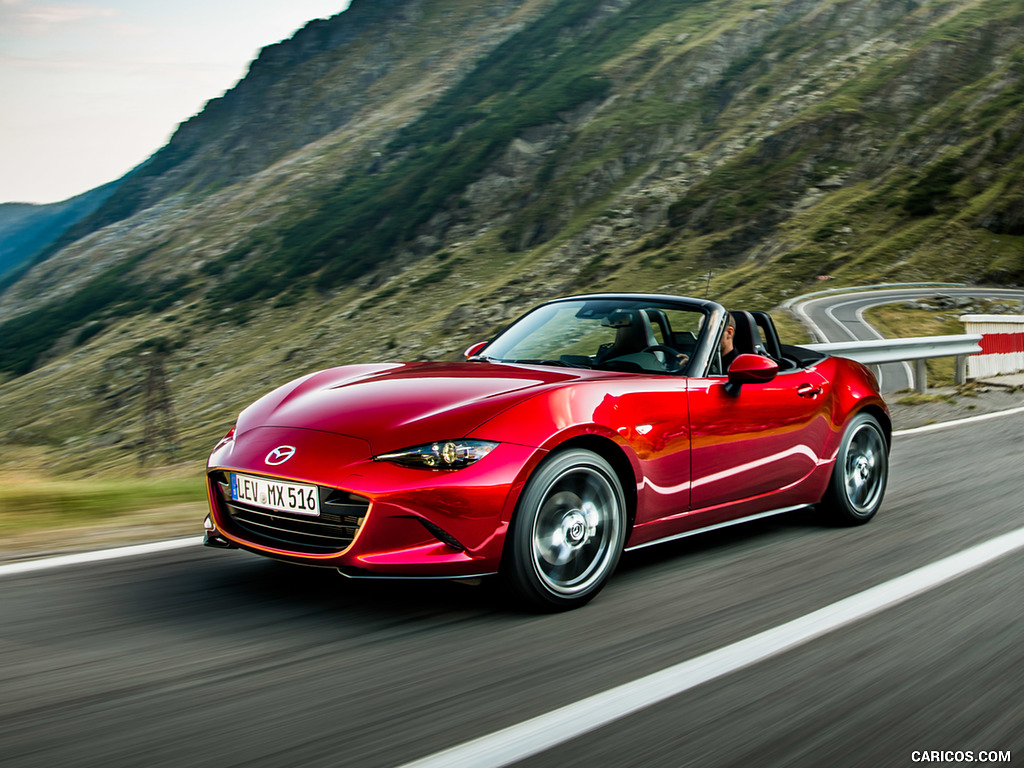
[502,449,627,610]
[821,412,889,525]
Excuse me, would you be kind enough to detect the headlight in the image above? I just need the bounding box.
[374,439,498,469]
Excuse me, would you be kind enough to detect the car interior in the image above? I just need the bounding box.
[489,298,826,377]
[587,305,829,377]
[708,309,825,375]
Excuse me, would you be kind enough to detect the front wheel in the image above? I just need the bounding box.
[820,412,889,525]
[502,449,627,610]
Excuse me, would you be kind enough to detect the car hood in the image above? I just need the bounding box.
[236,361,595,454]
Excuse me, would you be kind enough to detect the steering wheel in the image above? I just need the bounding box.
[642,345,687,372]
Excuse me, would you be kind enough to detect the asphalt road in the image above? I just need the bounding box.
[792,286,1024,392]
[2,409,1023,767]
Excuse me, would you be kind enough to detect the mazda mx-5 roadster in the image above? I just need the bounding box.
[204,293,890,609]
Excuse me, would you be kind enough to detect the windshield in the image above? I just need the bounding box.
[480,298,708,375]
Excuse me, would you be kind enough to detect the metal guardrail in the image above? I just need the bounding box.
[805,334,982,364]
[806,335,982,393]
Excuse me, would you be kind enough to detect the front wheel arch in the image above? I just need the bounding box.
[547,435,638,534]
[501,447,628,610]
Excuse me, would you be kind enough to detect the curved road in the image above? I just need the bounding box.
[3,409,1024,767]
[793,286,1024,392]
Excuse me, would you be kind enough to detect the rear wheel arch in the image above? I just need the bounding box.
[820,410,889,525]
[857,404,892,449]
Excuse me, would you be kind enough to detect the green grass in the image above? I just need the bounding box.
[0,245,182,376]
[896,393,958,406]
[864,305,967,388]
[921,0,1024,44]
[0,477,206,534]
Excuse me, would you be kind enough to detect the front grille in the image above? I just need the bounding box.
[211,471,369,554]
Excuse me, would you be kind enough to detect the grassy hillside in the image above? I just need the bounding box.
[1,0,1023,477]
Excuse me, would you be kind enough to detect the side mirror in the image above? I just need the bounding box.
[727,354,778,385]
[464,341,488,359]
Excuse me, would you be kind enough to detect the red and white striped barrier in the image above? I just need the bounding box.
[961,314,1024,378]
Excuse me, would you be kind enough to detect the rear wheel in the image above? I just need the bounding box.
[503,449,626,610]
[821,412,888,525]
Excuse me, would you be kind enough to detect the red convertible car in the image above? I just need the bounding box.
[204,294,889,609]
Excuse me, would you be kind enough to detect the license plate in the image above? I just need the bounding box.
[230,473,320,517]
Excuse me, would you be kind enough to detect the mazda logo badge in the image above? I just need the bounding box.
[265,445,296,465]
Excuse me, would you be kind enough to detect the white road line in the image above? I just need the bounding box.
[824,301,863,341]
[791,299,830,343]
[823,297,902,390]
[852,301,914,390]
[801,295,907,389]
[893,405,1024,437]
[0,537,202,578]
[397,525,1024,768]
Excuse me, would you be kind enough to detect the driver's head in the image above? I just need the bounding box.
[720,312,736,355]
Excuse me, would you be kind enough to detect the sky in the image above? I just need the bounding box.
[0,0,353,205]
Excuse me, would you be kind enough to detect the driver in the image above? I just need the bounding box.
[720,312,738,371]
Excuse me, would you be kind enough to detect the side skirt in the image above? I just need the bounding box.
[624,504,812,553]
[336,567,499,580]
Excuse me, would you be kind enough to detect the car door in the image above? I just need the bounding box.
[685,366,832,521]
[589,377,692,529]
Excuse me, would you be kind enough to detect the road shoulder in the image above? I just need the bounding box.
[888,376,1024,432]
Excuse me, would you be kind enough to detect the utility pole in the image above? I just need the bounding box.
[139,348,179,468]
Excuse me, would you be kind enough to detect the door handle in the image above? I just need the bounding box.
[797,383,823,398]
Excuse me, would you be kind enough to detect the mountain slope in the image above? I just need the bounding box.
[1,0,1023,474]
[31,0,552,266]
[0,181,119,280]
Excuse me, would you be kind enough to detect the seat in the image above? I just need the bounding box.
[730,310,769,357]
[596,309,665,368]
[749,311,783,360]
[643,309,672,345]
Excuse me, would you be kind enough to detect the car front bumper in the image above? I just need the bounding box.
[205,430,541,577]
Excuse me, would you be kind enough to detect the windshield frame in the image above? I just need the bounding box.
[477,294,727,377]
